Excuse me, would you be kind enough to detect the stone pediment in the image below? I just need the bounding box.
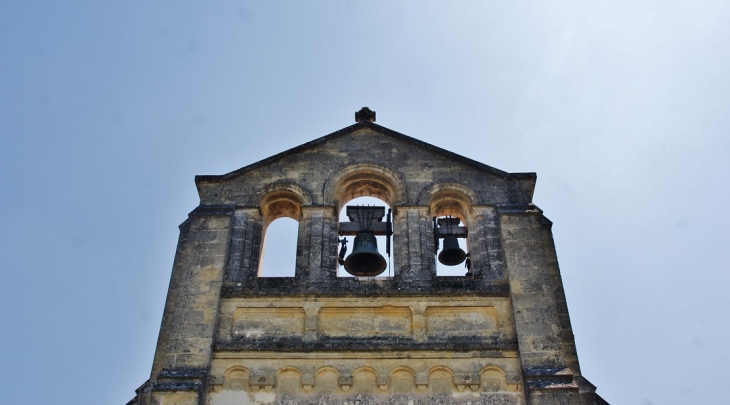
[194,121,536,207]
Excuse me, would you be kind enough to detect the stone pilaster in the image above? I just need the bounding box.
[468,208,490,278]
[224,208,263,281]
[394,207,435,280]
[469,206,507,281]
[296,207,338,281]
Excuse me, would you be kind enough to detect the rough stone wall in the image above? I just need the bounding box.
[195,127,536,208]
[207,296,522,404]
[129,123,607,405]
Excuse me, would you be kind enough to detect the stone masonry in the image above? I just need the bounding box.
[128,109,608,405]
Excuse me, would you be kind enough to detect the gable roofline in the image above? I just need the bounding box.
[195,121,536,185]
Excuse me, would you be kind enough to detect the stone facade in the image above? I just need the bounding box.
[128,110,608,404]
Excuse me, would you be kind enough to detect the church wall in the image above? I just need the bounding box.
[129,118,607,405]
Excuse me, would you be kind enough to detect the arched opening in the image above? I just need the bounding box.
[259,217,298,277]
[430,189,471,277]
[434,215,469,276]
[258,190,302,277]
[330,166,399,279]
[337,196,392,278]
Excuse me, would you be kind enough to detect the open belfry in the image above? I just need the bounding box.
[129,108,608,405]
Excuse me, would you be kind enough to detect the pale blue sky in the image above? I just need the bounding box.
[1,1,729,404]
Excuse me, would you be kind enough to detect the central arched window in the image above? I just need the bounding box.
[328,165,402,279]
[337,196,392,278]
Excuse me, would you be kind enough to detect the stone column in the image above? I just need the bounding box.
[296,207,338,281]
[393,207,435,280]
[224,208,263,281]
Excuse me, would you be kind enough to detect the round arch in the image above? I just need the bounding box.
[224,365,252,378]
[352,365,380,379]
[417,182,477,203]
[427,365,455,378]
[313,366,341,379]
[479,365,508,392]
[323,162,407,210]
[258,182,313,206]
[418,182,477,219]
[430,190,474,224]
[389,366,416,378]
[223,366,251,390]
[259,188,304,224]
[276,366,303,378]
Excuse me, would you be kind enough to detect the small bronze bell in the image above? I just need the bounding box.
[344,232,387,277]
[438,234,467,266]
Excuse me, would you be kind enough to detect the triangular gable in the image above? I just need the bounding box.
[195,121,535,185]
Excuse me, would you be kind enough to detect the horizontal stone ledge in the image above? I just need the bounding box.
[190,204,547,217]
[496,204,542,214]
[522,367,574,378]
[189,205,236,216]
[221,278,510,297]
[152,381,203,392]
[211,349,520,360]
[522,370,580,390]
[214,336,518,352]
[157,368,207,380]
[525,379,579,390]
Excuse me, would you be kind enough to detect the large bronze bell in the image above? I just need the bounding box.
[438,234,467,266]
[344,232,387,277]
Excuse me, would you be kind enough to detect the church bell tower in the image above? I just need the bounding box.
[128,109,607,405]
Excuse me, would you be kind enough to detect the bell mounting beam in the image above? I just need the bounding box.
[434,217,468,238]
[338,222,389,236]
[433,226,468,238]
[338,206,392,236]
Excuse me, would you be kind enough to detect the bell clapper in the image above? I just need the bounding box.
[338,237,348,266]
[464,253,472,277]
